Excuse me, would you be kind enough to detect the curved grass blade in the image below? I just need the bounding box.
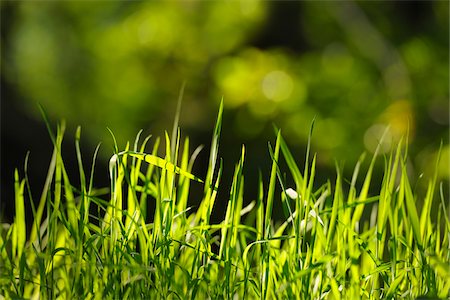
[125,151,203,183]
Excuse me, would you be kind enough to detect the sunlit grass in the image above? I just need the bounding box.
[1,102,449,299]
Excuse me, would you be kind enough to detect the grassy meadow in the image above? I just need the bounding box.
[1,102,449,299]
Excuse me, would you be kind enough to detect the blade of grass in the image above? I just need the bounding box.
[264,130,281,239]
[13,169,26,260]
[126,152,203,183]
[327,163,342,253]
[419,141,442,242]
[401,160,422,251]
[29,117,65,246]
[171,81,186,161]
[262,130,281,300]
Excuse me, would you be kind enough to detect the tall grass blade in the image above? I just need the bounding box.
[264,130,281,238]
[13,169,26,260]
[401,160,422,249]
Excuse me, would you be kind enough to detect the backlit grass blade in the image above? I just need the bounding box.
[125,131,151,238]
[264,130,281,238]
[106,142,128,249]
[126,152,203,183]
[29,118,65,246]
[139,137,160,220]
[255,171,264,271]
[385,269,406,298]
[125,130,144,230]
[420,141,441,241]
[278,131,304,189]
[352,128,389,228]
[196,99,222,252]
[176,137,191,218]
[205,98,223,192]
[231,145,245,250]
[13,169,26,260]
[377,138,402,263]
[75,127,88,231]
[62,157,78,235]
[400,160,422,249]
[218,153,243,261]
[171,81,185,161]
[200,158,222,228]
[301,118,315,205]
[262,130,281,300]
[327,164,342,252]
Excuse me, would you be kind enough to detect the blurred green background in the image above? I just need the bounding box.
[1,1,449,221]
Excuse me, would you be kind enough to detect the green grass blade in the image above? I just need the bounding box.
[88,143,102,195]
[171,81,186,161]
[301,118,315,203]
[278,132,304,189]
[401,160,422,249]
[29,120,65,246]
[126,152,203,183]
[205,98,223,193]
[327,164,342,252]
[13,169,26,260]
[264,130,281,239]
[419,141,442,241]
[385,269,406,298]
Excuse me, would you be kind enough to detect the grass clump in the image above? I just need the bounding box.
[1,102,449,299]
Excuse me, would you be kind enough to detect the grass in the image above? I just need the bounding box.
[1,101,449,299]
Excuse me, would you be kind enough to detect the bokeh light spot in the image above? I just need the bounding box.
[214,56,257,107]
[403,38,431,73]
[364,124,392,154]
[262,70,294,102]
[379,100,414,141]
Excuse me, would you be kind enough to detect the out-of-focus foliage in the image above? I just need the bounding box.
[2,1,449,188]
